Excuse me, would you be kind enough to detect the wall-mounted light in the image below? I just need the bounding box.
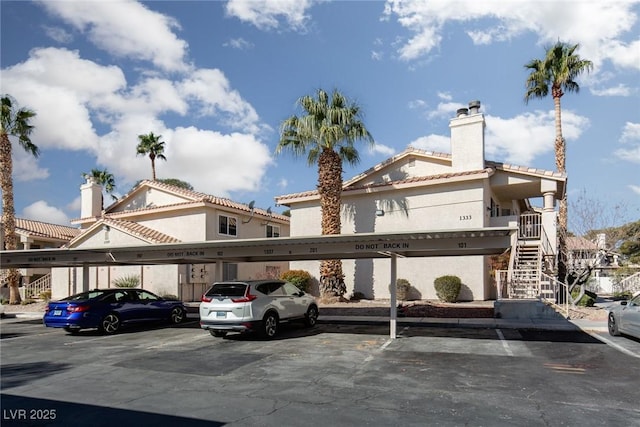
[375,209,385,217]
[102,224,111,232]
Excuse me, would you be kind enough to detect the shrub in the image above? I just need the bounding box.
[350,291,366,301]
[434,275,462,303]
[280,270,312,292]
[161,294,179,300]
[113,275,140,288]
[571,288,597,307]
[40,290,52,301]
[396,278,411,301]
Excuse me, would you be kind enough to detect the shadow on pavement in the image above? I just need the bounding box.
[1,362,72,389]
[0,394,220,427]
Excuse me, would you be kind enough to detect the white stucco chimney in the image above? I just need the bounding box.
[80,176,102,218]
[450,100,485,172]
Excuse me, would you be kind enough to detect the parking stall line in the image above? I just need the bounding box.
[496,328,514,356]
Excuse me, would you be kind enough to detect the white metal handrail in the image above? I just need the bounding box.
[617,271,640,294]
[24,274,51,299]
[541,272,568,317]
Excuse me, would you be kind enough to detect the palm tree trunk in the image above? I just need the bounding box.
[318,149,346,299]
[553,90,568,284]
[150,155,156,181]
[0,133,22,304]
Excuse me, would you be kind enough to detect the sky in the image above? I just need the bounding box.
[1,0,639,233]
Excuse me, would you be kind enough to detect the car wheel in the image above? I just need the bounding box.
[169,307,186,324]
[100,313,121,334]
[210,330,227,338]
[64,327,79,335]
[304,305,318,327]
[608,312,620,336]
[262,312,278,338]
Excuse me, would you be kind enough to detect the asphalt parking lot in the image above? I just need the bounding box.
[1,316,639,427]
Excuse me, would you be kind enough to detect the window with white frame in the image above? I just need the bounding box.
[218,214,237,236]
[266,224,280,238]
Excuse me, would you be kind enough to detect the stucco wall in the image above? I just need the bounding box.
[290,255,488,301]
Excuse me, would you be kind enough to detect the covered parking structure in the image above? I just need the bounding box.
[1,227,515,338]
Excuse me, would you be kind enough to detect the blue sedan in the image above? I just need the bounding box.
[44,289,187,334]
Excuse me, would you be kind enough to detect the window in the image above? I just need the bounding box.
[219,215,237,236]
[266,225,280,238]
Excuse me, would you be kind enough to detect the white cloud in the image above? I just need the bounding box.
[371,50,383,61]
[369,143,396,157]
[591,84,632,97]
[629,185,640,195]
[225,0,314,31]
[178,69,263,134]
[410,108,590,165]
[224,37,254,50]
[383,1,640,74]
[615,122,640,164]
[485,110,589,165]
[1,44,272,192]
[21,201,70,225]
[12,149,49,182]
[620,122,640,143]
[277,178,289,190]
[43,25,72,43]
[409,134,450,153]
[39,0,189,72]
[427,101,464,120]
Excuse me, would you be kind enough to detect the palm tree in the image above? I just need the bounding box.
[136,132,167,180]
[1,95,38,304]
[83,168,117,205]
[524,41,593,285]
[277,89,374,299]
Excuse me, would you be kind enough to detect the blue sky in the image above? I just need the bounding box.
[1,0,639,232]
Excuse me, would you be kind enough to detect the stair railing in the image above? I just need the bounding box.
[24,274,51,300]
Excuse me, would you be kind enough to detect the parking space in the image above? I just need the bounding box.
[2,318,639,426]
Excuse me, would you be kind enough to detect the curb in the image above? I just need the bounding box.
[317,315,602,332]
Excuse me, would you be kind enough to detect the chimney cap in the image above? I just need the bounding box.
[468,100,481,114]
[456,108,469,117]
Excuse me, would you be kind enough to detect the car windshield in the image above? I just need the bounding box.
[61,290,106,301]
[205,283,247,297]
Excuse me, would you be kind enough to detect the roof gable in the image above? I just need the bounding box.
[68,218,181,248]
[276,146,565,205]
[99,180,287,223]
[343,147,453,188]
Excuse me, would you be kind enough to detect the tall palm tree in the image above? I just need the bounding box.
[1,95,38,304]
[136,132,167,180]
[277,89,374,299]
[83,168,117,205]
[524,41,593,285]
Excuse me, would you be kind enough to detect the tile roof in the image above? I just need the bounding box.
[12,218,81,241]
[102,218,181,244]
[567,236,598,251]
[277,168,492,202]
[103,180,288,222]
[277,146,565,203]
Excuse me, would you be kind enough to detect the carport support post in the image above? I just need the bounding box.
[390,253,397,339]
[81,264,90,292]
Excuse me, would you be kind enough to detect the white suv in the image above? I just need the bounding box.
[199,280,319,338]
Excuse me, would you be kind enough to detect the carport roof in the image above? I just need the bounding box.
[0,227,515,268]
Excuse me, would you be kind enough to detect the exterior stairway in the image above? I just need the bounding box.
[509,243,542,298]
